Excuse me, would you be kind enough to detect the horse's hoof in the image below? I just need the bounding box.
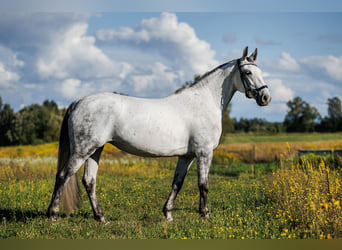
[163,210,174,222]
[102,220,110,226]
[96,216,110,225]
[47,210,58,222]
[165,216,174,222]
[200,212,210,221]
[50,216,58,222]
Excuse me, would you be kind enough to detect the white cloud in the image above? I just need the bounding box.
[0,13,91,52]
[24,83,40,89]
[300,55,342,82]
[60,78,82,99]
[267,78,294,102]
[0,61,20,88]
[96,12,218,76]
[0,46,23,90]
[129,62,179,94]
[37,22,132,80]
[92,12,221,98]
[276,52,301,72]
[0,45,25,69]
[262,72,271,78]
[60,78,97,100]
[0,12,221,108]
[10,54,24,68]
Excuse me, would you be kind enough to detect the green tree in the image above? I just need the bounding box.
[12,104,41,144]
[0,97,65,146]
[284,96,321,132]
[11,100,64,145]
[0,97,15,145]
[327,97,342,132]
[43,100,64,141]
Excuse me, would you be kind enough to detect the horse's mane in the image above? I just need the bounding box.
[174,59,236,94]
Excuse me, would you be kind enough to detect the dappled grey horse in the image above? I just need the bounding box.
[47,47,271,223]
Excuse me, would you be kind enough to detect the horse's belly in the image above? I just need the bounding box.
[111,118,191,157]
[111,140,189,157]
[111,131,190,157]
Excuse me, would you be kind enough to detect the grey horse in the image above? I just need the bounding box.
[47,47,271,223]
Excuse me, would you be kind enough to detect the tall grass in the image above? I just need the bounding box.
[266,153,342,239]
[217,139,342,163]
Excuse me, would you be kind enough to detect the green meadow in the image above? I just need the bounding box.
[1,133,342,239]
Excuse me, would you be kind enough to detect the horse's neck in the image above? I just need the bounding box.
[201,62,237,116]
[220,72,237,116]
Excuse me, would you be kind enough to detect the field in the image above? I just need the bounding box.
[1,133,342,239]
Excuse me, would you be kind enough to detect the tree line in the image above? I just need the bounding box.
[0,95,341,146]
[221,96,342,134]
[0,97,65,146]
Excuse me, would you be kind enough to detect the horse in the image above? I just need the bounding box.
[47,46,271,223]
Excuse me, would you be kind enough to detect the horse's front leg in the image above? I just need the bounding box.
[163,156,194,221]
[196,150,213,220]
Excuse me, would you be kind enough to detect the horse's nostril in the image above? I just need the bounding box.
[263,95,269,103]
[258,94,271,106]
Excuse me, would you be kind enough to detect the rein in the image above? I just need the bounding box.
[237,59,268,99]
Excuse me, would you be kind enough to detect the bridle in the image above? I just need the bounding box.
[237,59,268,99]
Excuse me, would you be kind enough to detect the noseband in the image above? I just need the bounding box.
[237,59,268,99]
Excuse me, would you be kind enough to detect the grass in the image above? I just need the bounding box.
[0,133,342,239]
[0,157,275,239]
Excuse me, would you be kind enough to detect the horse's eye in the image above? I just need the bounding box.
[245,70,252,75]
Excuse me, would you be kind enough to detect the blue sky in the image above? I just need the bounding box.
[0,5,342,121]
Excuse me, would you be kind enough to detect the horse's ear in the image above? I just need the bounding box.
[242,46,248,60]
[250,48,258,61]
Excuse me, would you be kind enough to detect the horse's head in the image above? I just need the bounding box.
[234,47,271,106]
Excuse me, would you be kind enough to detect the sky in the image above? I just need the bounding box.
[0,2,342,122]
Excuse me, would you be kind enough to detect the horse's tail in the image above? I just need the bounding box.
[58,101,80,214]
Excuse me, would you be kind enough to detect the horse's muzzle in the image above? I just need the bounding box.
[256,91,271,106]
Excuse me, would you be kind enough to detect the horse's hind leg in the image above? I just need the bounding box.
[163,156,194,221]
[48,155,85,220]
[82,146,108,224]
